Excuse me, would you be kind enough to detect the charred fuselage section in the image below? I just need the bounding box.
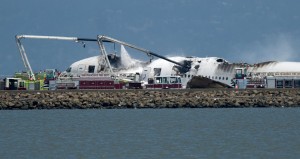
[216,62,248,74]
[173,60,192,74]
[215,61,278,74]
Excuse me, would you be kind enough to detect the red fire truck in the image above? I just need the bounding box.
[145,76,182,89]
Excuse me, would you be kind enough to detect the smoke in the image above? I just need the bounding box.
[234,34,299,63]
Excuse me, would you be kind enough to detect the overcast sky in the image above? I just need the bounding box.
[1,0,300,75]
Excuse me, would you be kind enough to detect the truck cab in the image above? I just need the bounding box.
[4,78,26,90]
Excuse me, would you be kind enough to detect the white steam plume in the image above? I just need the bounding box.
[234,34,299,63]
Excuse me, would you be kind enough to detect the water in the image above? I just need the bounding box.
[0,108,299,159]
[120,45,136,68]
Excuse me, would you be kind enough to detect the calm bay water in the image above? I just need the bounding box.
[0,108,299,159]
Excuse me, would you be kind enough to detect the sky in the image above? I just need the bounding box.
[1,0,300,75]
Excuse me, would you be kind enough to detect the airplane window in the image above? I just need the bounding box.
[226,77,228,80]
[219,77,221,80]
[188,75,190,78]
[222,77,224,80]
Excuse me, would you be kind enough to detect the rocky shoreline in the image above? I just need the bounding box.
[0,89,300,109]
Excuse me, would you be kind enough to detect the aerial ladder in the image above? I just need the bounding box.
[15,35,110,81]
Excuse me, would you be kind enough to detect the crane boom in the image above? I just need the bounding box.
[97,35,191,71]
